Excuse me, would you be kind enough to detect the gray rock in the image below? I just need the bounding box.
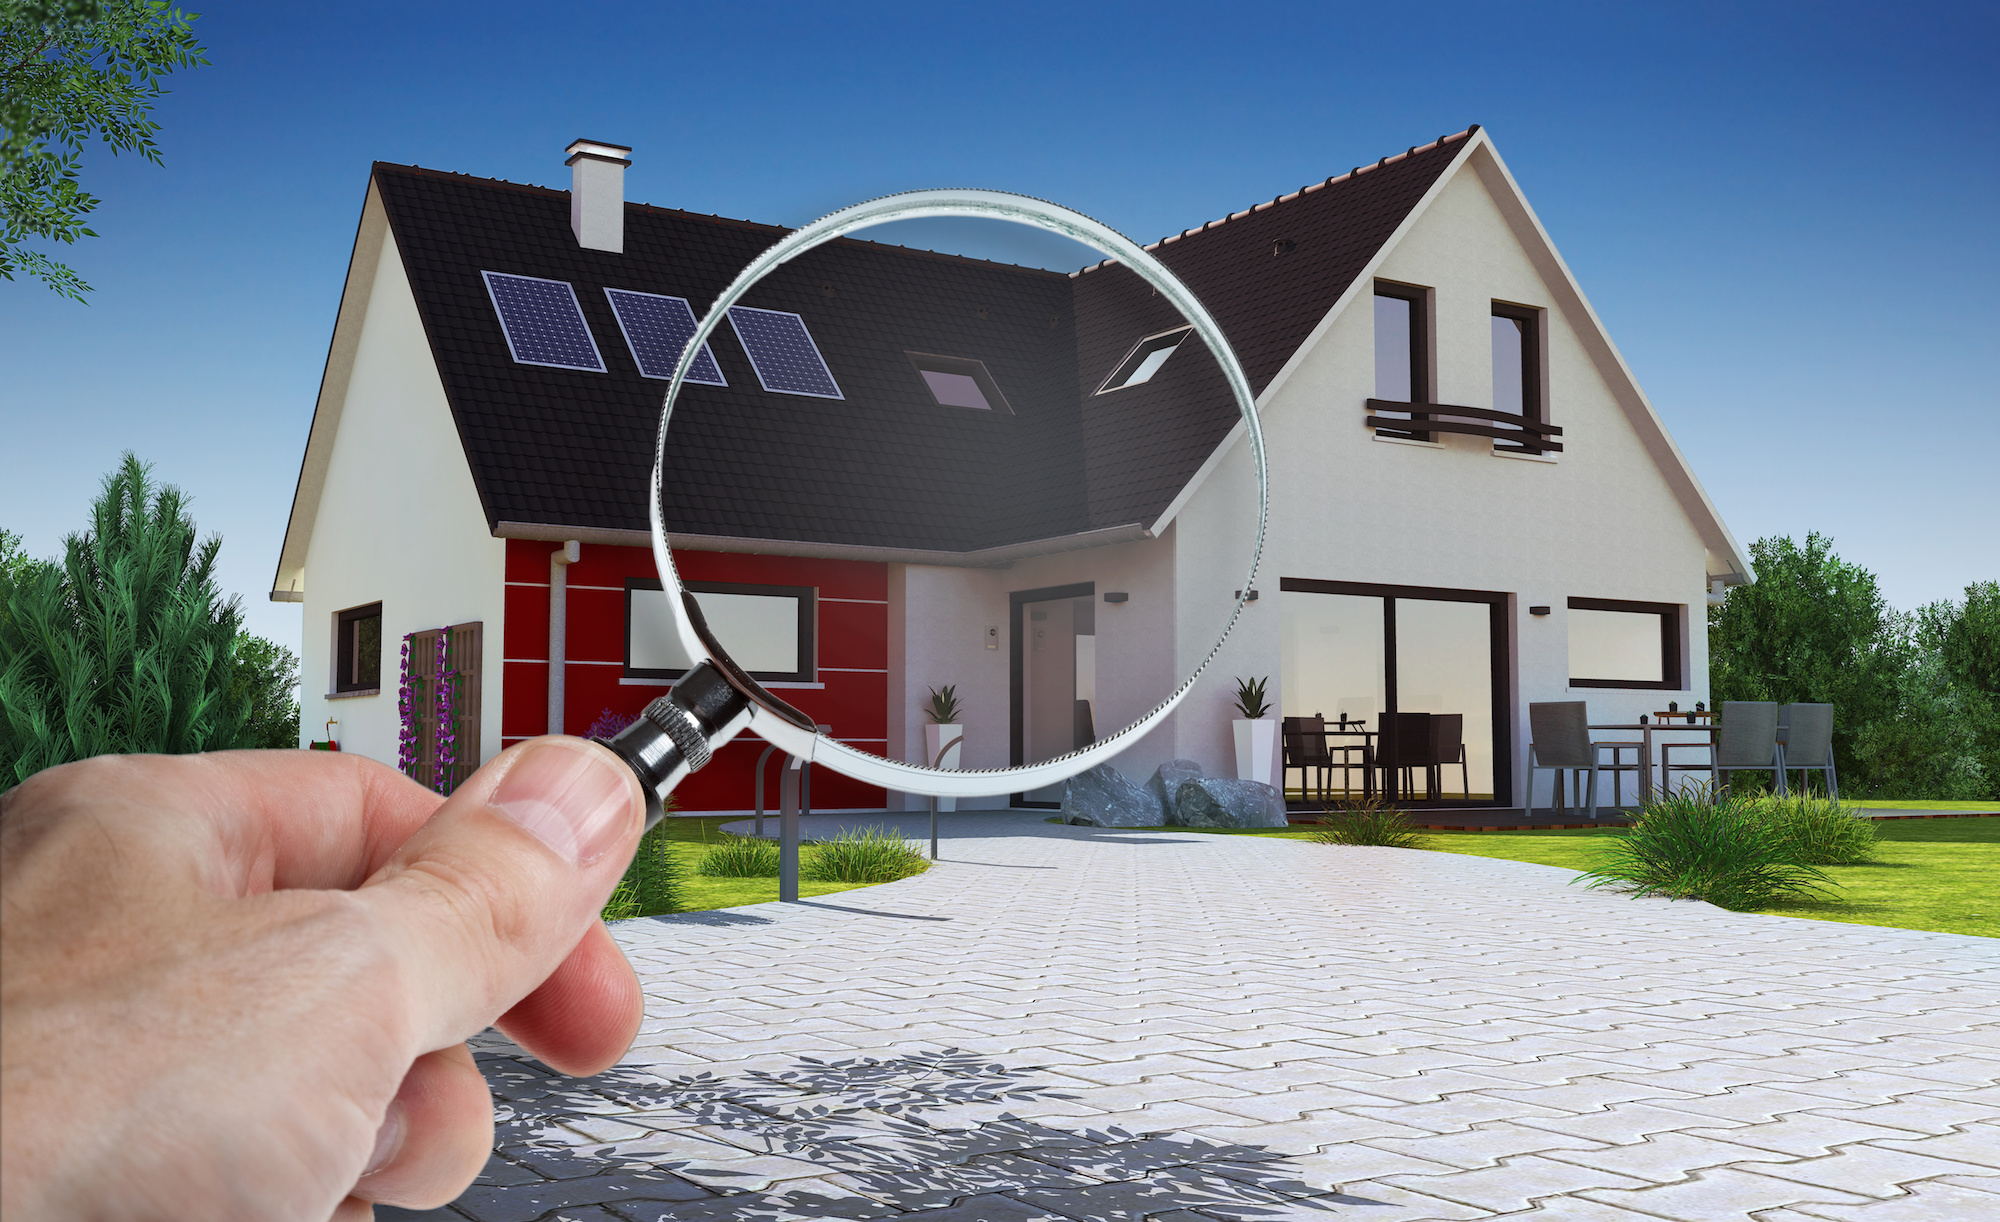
[1170,777,1290,828]
[1061,763,1159,827]
[1145,759,1205,822]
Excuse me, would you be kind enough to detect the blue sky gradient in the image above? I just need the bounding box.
[2,0,1994,648]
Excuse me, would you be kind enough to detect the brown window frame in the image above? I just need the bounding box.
[1372,281,1433,441]
[333,602,382,695]
[1491,301,1545,455]
[1567,597,1683,690]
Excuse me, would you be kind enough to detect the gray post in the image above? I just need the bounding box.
[929,734,962,861]
[754,743,779,837]
[779,754,802,902]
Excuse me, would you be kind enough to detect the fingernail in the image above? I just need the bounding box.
[490,741,634,866]
[362,1100,406,1177]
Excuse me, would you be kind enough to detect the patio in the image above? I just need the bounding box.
[388,812,2000,1221]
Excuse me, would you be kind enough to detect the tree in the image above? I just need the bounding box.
[1922,581,2000,796]
[0,453,246,783]
[1,0,206,300]
[228,629,299,750]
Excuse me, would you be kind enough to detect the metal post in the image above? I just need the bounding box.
[754,743,780,837]
[779,754,802,902]
[929,734,962,862]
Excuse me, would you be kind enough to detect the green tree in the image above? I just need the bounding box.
[0,453,246,783]
[228,629,299,750]
[1,0,207,300]
[1921,581,2000,797]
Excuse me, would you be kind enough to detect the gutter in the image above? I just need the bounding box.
[493,521,1156,568]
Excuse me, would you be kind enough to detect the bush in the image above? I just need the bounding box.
[1759,794,1877,865]
[1577,790,1831,911]
[696,835,781,878]
[801,825,930,884]
[1305,799,1429,849]
[602,812,687,920]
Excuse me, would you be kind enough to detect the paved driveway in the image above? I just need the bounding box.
[389,812,2000,1221]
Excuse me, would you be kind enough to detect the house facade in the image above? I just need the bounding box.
[274,127,1750,813]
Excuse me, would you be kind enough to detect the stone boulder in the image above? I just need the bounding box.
[1146,759,1205,822]
[1170,777,1289,829]
[1061,763,1159,827]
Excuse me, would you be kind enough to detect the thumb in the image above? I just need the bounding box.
[357,736,644,1055]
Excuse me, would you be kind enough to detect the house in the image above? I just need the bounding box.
[273,127,1751,813]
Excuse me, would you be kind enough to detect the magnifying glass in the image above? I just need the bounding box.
[601,189,1266,827]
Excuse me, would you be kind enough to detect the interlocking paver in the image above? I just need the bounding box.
[403,812,1999,1220]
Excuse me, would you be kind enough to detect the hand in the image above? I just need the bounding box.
[0,737,647,1221]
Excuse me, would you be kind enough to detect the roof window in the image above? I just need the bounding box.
[906,352,1012,413]
[1095,326,1191,394]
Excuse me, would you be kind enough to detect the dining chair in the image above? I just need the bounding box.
[1381,711,1436,800]
[1281,715,1331,803]
[1779,703,1839,800]
[1593,740,1643,810]
[1528,701,1598,818]
[1668,701,1784,799]
[1428,713,1470,801]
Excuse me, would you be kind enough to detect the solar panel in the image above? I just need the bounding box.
[726,306,843,398]
[482,272,606,372]
[603,288,727,385]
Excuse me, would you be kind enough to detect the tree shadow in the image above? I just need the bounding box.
[385,1047,1393,1220]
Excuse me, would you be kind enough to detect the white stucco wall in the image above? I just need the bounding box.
[298,228,507,768]
[887,145,1718,807]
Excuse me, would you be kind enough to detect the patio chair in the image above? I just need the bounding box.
[1593,740,1643,811]
[1529,701,1599,819]
[1282,715,1331,803]
[1379,711,1435,801]
[1780,703,1839,800]
[1666,701,1785,799]
[1426,713,1470,801]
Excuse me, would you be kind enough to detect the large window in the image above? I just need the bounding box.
[625,580,815,684]
[1373,282,1431,439]
[1568,597,1682,689]
[1491,301,1544,453]
[333,602,381,694]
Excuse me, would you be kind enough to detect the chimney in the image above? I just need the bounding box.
[565,138,631,253]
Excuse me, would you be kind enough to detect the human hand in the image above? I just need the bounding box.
[0,737,647,1221]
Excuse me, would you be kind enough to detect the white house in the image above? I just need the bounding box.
[273,126,1751,814]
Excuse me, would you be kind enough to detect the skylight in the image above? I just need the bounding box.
[603,288,727,385]
[906,352,1012,413]
[1096,326,1191,394]
[726,306,843,398]
[481,271,606,372]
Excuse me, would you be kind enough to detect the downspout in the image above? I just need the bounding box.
[549,541,580,735]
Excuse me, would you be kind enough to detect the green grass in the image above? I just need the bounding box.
[608,817,891,916]
[1573,792,1834,911]
[1843,798,2000,812]
[800,824,931,884]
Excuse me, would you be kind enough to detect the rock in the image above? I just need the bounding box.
[1171,777,1289,829]
[1061,763,1160,827]
[1146,759,1205,822]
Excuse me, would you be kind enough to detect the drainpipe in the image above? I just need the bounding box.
[549,541,580,735]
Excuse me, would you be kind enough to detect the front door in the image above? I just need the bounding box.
[1011,582,1096,806]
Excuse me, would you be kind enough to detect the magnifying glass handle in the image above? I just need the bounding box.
[599,661,754,829]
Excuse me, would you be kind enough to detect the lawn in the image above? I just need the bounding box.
[1844,798,2000,812]
[1167,817,2000,939]
[632,815,898,912]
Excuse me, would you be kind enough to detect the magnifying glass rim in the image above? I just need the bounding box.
[649,188,1266,797]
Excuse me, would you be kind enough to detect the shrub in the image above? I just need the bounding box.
[1759,794,1877,865]
[801,825,930,884]
[1305,799,1429,849]
[602,807,687,920]
[696,835,781,878]
[1577,790,1831,911]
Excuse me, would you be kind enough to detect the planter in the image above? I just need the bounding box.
[924,722,963,812]
[1233,718,1276,786]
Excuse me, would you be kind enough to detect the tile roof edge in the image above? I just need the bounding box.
[495,521,1154,565]
[1069,125,1481,277]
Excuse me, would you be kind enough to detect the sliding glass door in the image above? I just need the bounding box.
[1279,579,1509,806]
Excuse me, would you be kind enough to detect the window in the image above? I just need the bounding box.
[1491,302,1544,452]
[1095,326,1191,393]
[1373,282,1431,439]
[625,579,816,684]
[333,602,381,694]
[1568,597,1682,689]
[906,352,1013,413]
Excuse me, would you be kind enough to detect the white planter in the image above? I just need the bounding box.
[1233,718,1276,786]
[924,722,962,812]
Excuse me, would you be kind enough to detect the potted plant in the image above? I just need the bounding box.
[1231,676,1275,786]
[923,685,963,812]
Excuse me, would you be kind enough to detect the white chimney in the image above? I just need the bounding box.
[565,138,631,253]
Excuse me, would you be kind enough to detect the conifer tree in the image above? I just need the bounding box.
[0,453,246,783]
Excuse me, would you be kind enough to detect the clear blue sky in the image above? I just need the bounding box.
[2,0,1994,651]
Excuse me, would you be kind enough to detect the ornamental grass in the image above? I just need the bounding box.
[1577,789,1833,911]
[696,835,782,878]
[1305,798,1430,849]
[602,813,688,919]
[800,825,930,885]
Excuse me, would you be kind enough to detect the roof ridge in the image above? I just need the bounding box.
[1069,125,1480,277]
